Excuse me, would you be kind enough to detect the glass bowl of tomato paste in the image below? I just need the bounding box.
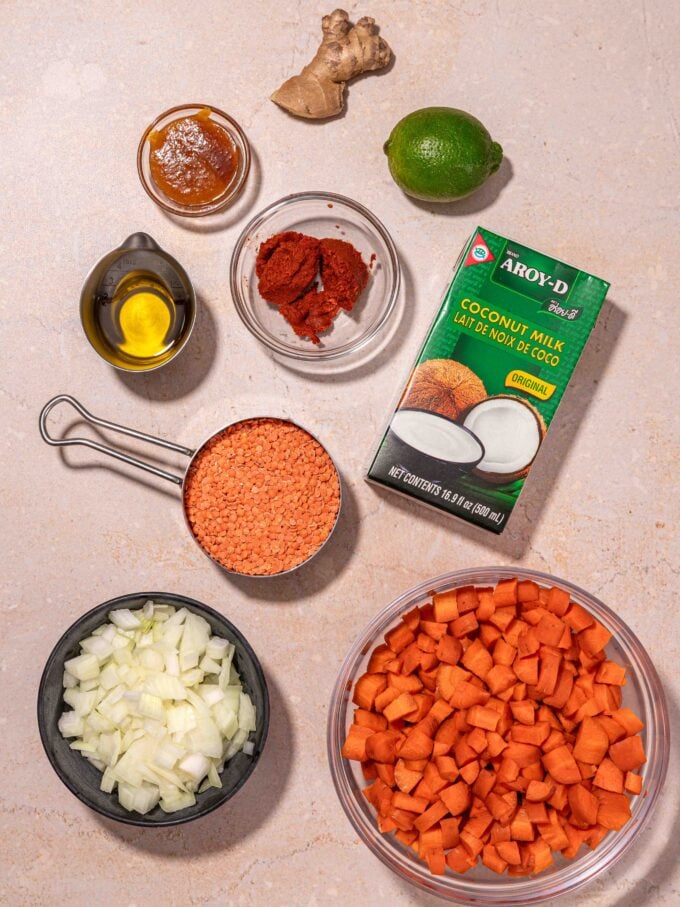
[230,191,400,362]
[327,567,669,904]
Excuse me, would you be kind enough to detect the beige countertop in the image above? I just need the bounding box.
[2,1,678,904]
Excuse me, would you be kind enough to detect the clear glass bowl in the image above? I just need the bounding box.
[327,567,669,904]
[229,191,400,361]
[137,104,251,217]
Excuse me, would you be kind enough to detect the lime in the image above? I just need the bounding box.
[384,107,503,202]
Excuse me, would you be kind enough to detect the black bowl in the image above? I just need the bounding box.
[37,592,269,827]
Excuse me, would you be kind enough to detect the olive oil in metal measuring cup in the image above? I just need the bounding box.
[80,233,196,372]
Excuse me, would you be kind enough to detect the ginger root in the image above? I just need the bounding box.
[271,9,391,119]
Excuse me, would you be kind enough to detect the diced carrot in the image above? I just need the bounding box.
[496,840,521,865]
[436,663,468,700]
[367,644,393,673]
[352,672,387,710]
[454,586,478,615]
[542,666,574,710]
[514,656,539,685]
[383,692,419,723]
[476,588,495,621]
[416,632,437,653]
[573,716,609,764]
[538,819,569,851]
[433,590,459,623]
[390,807,417,831]
[435,755,459,782]
[562,823,588,859]
[440,817,460,848]
[467,726,487,753]
[460,829,484,859]
[625,771,643,795]
[400,643,423,676]
[440,781,470,816]
[496,756,520,783]
[365,730,400,764]
[467,704,500,732]
[435,634,463,666]
[546,586,570,617]
[420,619,448,641]
[485,664,516,695]
[423,761,448,794]
[524,800,548,824]
[585,824,609,849]
[395,760,422,793]
[377,814,398,833]
[424,848,446,875]
[611,707,645,736]
[414,799,449,832]
[542,745,581,784]
[521,761,544,783]
[494,578,518,606]
[485,791,514,823]
[374,686,400,713]
[405,693,435,724]
[595,661,626,685]
[473,769,496,801]
[451,612,479,638]
[419,826,444,855]
[609,735,646,772]
[480,843,507,874]
[479,623,503,648]
[527,837,554,873]
[578,620,612,656]
[450,680,489,709]
[392,791,429,814]
[509,700,535,725]
[511,721,550,747]
[460,760,480,785]
[402,758,428,771]
[593,757,624,793]
[375,763,395,787]
[596,790,632,831]
[429,698,454,725]
[385,623,416,654]
[395,828,418,846]
[485,731,507,758]
[433,717,458,757]
[563,603,594,632]
[536,649,562,696]
[402,606,421,632]
[464,810,493,838]
[517,580,540,603]
[535,612,567,647]
[568,783,599,826]
[503,741,542,768]
[446,844,477,873]
[354,709,388,732]
[341,724,375,761]
[398,729,434,761]
[525,780,554,802]
[488,607,517,632]
[388,672,424,694]
[509,807,534,841]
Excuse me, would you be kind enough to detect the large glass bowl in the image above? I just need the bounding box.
[327,567,669,904]
[229,191,400,362]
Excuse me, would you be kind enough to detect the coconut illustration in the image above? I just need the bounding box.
[401,359,487,421]
[462,394,546,484]
[386,408,485,483]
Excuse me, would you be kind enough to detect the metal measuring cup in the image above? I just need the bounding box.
[39,395,342,578]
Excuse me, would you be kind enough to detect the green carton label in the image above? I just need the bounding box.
[367,228,609,534]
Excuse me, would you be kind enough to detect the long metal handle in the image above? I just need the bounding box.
[39,395,194,486]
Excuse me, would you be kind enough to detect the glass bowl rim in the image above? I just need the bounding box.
[37,590,270,827]
[229,190,401,361]
[327,566,670,904]
[137,103,251,217]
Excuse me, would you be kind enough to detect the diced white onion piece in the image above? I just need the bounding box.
[64,653,100,682]
[80,635,113,661]
[178,752,210,781]
[109,608,141,630]
[243,741,255,756]
[143,601,154,619]
[160,790,195,813]
[62,670,78,689]
[199,655,222,675]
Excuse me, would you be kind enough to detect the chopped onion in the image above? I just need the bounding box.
[58,601,257,814]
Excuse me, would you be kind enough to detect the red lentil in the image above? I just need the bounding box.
[183,418,340,575]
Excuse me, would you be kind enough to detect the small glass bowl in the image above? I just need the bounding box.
[229,191,400,361]
[327,567,670,905]
[137,104,251,217]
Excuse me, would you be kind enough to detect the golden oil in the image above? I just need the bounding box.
[80,233,195,371]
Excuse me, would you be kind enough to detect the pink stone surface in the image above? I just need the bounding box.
[1,1,678,905]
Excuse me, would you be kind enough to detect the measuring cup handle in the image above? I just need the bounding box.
[39,395,194,487]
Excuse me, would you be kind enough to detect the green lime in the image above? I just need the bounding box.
[384,107,503,202]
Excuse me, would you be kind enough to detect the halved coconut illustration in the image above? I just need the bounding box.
[462,395,546,484]
[386,408,485,483]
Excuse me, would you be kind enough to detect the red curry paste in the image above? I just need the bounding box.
[255,231,369,344]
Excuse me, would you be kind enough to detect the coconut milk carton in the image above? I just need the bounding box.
[367,227,609,533]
